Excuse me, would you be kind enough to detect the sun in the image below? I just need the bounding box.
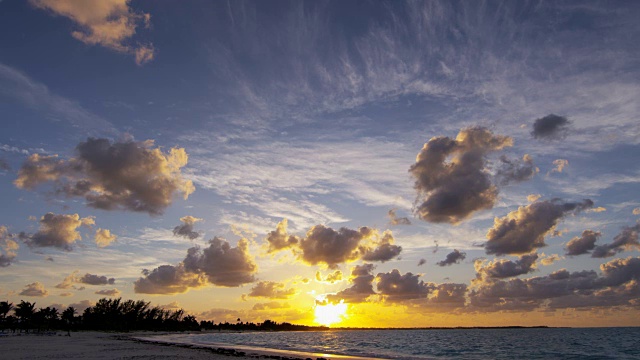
[314,299,347,326]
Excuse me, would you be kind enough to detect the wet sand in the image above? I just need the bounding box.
[0,331,384,360]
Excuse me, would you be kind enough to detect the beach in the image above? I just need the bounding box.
[0,331,376,360]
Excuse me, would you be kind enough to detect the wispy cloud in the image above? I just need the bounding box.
[0,63,117,134]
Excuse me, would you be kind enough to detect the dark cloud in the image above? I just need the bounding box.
[485,199,594,256]
[474,254,538,281]
[265,219,299,253]
[417,258,426,266]
[427,283,468,310]
[134,264,207,295]
[495,154,537,185]
[184,237,257,287]
[246,281,297,299]
[531,114,571,140]
[592,223,640,258]
[173,216,202,240]
[388,209,411,225]
[436,249,466,267]
[468,257,640,312]
[361,231,402,263]
[328,264,376,304]
[565,230,601,256]
[94,288,120,297]
[14,138,194,215]
[376,269,433,301]
[135,236,258,293]
[0,158,9,171]
[315,270,343,284]
[79,273,115,286]
[0,226,19,267]
[298,225,371,268]
[21,212,95,251]
[266,222,401,267]
[409,127,512,224]
[19,282,49,297]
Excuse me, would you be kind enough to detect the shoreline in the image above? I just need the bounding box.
[133,333,387,360]
[0,331,386,360]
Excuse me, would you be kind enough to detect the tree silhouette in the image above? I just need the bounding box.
[62,307,76,336]
[14,301,35,333]
[0,301,13,332]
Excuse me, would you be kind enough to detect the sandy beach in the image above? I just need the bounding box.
[0,331,380,360]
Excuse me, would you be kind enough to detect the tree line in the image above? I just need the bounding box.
[0,298,328,334]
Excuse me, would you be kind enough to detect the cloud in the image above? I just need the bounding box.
[469,257,640,312]
[361,231,402,263]
[15,138,195,215]
[297,225,370,268]
[183,237,257,287]
[246,281,297,299]
[436,249,466,267]
[135,235,258,294]
[94,288,121,297]
[95,228,116,247]
[68,300,94,313]
[474,254,538,281]
[417,258,426,266]
[531,114,571,140]
[376,269,433,302]
[173,216,203,240]
[19,282,49,297]
[495,154,538,185]
[388,209,411,225]
[0,63,116,133]
[592,222,640,258]
[79,273,115,285]
[409,127,512,224]
[252,302,290,311]
[134,264,208,295]
[315,270,343,284]
[550,159,569,174]
[0,226,19,267]
[527,194,542,202]
[296,225,401,268]
[0,158,9,171]
[21,213,94,251]
[265,219,299,253]
[55,271,79,289]
[485,199,594,256]
[30,0,154,65]
[633,208,640,215]
[539,253,563,266]
[328,264,376,304]
[55,271,115,289]
[565,230,602,256]
[587,207,606,213]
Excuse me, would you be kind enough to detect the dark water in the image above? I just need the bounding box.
[159,327,640,359]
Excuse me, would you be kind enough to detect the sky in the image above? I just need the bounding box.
[0,0,639,328]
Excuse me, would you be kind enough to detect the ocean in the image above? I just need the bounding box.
[144,327,640,359]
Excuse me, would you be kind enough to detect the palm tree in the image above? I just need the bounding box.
[14,301,35,333]
[0,301,13,332]
[62,307,76,336]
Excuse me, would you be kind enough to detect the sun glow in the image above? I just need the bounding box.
[314,298,347,326]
